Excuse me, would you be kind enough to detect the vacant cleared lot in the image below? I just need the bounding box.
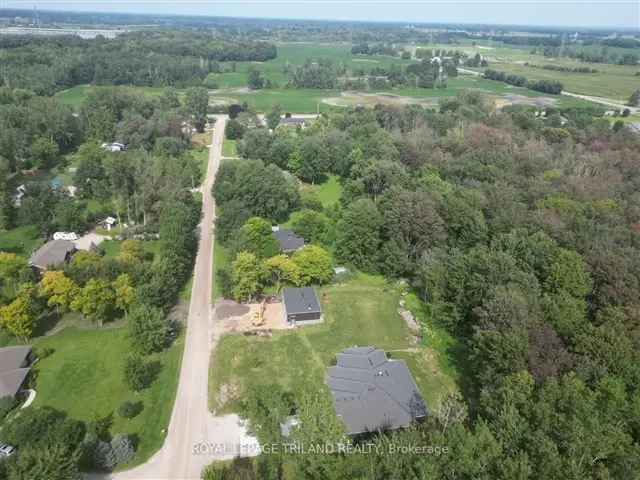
[209,274,458,415]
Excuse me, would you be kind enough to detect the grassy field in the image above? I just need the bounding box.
[301,174,342,208]
[55,84,168,109]
[419,40,639,102]
[51,42,606,116]
[32,326,184,468]
[212,88,337,114]
[101,239,162,260]
[210,42,415,89]
[477,61,639,102]
[209,274,458,415]
[0,225,43,258]
[222,139,238,157]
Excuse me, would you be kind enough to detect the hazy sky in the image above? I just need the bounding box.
[2,0,639,29]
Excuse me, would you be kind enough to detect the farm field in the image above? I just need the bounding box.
[210,42,416,89]
[477,61,639,101]
[31,326,185,469]
[209,274,459,415]
[421,41,639,101]
[53,40,604,114]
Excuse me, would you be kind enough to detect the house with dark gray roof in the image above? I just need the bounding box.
[272,228,305,253]
[0,346,34,399]
[280,117,307,128]
[29,239,76,271]
[326,346,427,435]
[282,287,323,326]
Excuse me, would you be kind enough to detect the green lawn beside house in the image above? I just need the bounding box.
[209,274,458,415]
[32,326,184,469]
[0,225,43,258]
[222,139,238,157]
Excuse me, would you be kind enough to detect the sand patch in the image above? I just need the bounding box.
[494,94,558,109]
[322,91,439,108]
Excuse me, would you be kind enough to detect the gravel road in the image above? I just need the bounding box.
[88,115,259,480]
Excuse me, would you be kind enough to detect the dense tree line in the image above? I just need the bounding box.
[0,32,277,95]
[215,93,640,479]
[525,62,599,73]
[351,42,401,56]
[531,45,640,65]
[484,68,564,94]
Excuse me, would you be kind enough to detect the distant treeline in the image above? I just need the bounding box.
[0,32,277,95]
[524,63,599,73]
[351,42,406,57]
[598,37,640,49]
[530,45,639,66]
[484,69,564,94]
[286,57,457,90]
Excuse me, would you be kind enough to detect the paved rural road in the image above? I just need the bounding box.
[88,115,259,480]
[560,91,639,114]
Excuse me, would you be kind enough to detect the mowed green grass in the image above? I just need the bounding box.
[32,326,184,468]
[0,225,43,258]
[301,174,342,208]
[101,239,162,260]
[209,274,459,414]
[222,139,238,157]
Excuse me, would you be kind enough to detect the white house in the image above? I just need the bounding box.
[100,216,118,231]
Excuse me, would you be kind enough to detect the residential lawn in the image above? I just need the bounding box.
[0,225,43,258]
[301,174,342,208]
[209,274,459,415]
[101,240,122,258]
[222,139,238,157]
[32,326,184,469]
[101,239,162,261]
